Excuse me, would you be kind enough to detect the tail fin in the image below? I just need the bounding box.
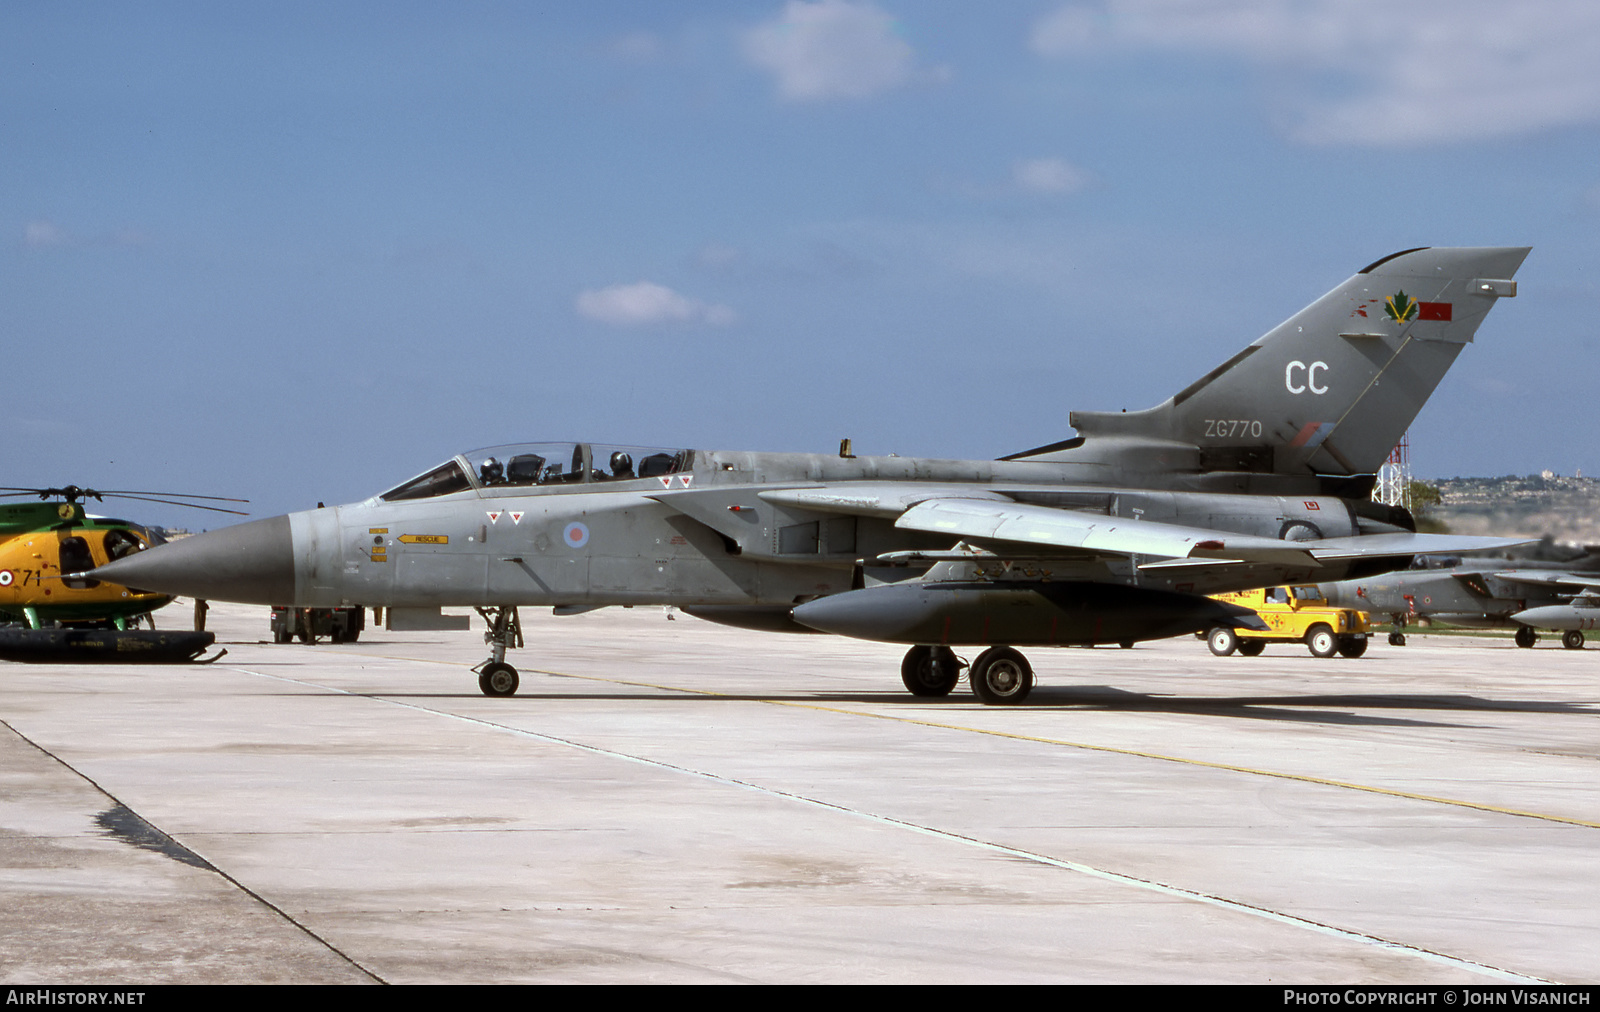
[1023,246,1529,478]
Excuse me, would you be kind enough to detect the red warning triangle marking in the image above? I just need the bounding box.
[510,512,524,524]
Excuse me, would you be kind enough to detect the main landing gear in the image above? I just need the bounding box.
[1514,625,1538,649]
[901,645,962,696]
[900,644,1035,705]
[473,606,524,696]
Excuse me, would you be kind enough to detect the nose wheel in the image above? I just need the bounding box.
[478,662,519,696]
[472,606,524,696]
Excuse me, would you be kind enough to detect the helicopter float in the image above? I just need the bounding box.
[0,485,247,663]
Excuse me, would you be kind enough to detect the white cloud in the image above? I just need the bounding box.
[1031,0,1600,146]
[1014,157,1092,194]
[609,32,665,63]
[743,0,916,101]
[24,221,67,247]
[1030,4,1100,55]
[575,281,736,327]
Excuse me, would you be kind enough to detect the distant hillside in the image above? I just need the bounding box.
[1423,474,1600,546]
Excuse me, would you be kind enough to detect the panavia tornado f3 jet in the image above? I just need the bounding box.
[95,245,1531,703]
[1319,556,1600,649]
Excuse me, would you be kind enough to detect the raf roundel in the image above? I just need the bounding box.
[562,522,590,549]
[0,570,12,587]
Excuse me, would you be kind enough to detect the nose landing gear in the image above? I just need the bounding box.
[473,606,524,696]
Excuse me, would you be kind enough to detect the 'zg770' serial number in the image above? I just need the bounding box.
[1203,419,1262,438]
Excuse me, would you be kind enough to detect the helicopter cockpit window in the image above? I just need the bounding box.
[102,529,145,561]
[380,460,472,502]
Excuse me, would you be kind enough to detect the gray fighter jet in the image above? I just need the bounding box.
[1320,553,1600,649]
[95,246,1530,702]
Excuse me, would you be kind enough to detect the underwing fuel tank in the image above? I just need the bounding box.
[790,581,1267,646]
[1511,604,1600,632]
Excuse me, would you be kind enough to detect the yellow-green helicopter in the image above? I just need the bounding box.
[0,485,246,662]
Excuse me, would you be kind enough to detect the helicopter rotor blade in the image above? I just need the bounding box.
[91,494,250,516]
[0,487,249,513]
[90,489,251,504]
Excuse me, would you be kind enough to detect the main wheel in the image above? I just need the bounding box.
[970,647,1033,705]
[1207,626,1239,657]
[1515,626,1538,649]
[1237,640,1266,657]
[273,626,291,644]
[478,662,520,697]
[1306,624,1338,658]
[1336,637,1368,659]
[1563,630,1585,650]
[901,645,961,697]
[1388,631,1406,647]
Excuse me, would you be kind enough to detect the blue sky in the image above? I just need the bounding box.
[6,1,1599,526]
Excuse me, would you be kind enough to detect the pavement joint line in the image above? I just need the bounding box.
[509,666,1600,832]
[227,665,1551,984]
[0,717,388,985]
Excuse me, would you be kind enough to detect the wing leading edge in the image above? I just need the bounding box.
[890,497,1528,570]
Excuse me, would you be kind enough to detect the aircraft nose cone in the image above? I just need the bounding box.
[92,515,295,605]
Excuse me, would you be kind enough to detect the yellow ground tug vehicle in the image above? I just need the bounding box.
[1205,585,1370,659]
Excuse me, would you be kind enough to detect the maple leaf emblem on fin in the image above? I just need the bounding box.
[1384,290,1418,322]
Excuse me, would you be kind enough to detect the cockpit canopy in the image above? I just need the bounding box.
[379,443,693,502]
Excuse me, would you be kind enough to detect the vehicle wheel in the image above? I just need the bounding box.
[1207,626,1239,657]
[970,647,1033,705]
[900,645,960,697]
[273,626,291,645]
[330,626,345,644]
[1306,624,1338,658]
[1388,631,1406,647]
[1515,626,1538,649]
[1337,637,1368,659]
[1563,630,1585,650]
[345,626,360,643]
[1118,640,1134,649]
[478,662,519,697]
[1237,640,1266,657]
